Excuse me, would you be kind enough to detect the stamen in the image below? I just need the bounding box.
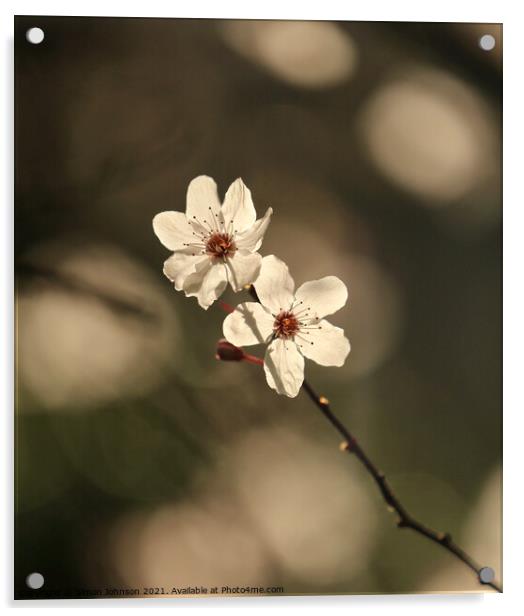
[298,324,322,331]
[190,214,216,237]
[293,305,312,318]
[289,299,304,312]
[208,206,220,232]
[294,331,317,346]
[205,232,237,261]
[273,310,300,340]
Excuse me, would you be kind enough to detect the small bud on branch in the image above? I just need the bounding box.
[215,339,264,366]
[215,339,245,362]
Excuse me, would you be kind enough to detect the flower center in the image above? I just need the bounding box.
[273,311,300,339]
[205,232,237,260]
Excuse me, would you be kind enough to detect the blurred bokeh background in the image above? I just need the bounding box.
[14,17,501,598]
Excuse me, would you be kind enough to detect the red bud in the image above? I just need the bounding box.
[215,339,245,362]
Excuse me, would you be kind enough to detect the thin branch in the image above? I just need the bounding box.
[301,380,502,593]
[219,286,503,593]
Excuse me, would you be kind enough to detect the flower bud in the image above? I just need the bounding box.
[215,339,245,362]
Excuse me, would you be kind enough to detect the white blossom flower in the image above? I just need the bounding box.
[153,176,272,309]
[223,255,350,397]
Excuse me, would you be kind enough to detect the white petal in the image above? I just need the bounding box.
[294,276,348,320]
[223,302,275,347]
[183,261,228,309]
[226,251,262,291]
[235,207,273,252]
[152,211,196,251]
[253,255,295,315]
[163,253,208,291]
[264,338,304,398]
[221,178,257,234]
[186,176,222,229]
[296,319,350,367]
[181,259,212,294]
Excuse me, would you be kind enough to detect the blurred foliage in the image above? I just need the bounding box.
[15,16,501,598]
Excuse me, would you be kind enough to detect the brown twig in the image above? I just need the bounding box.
[218,286,502,593]
[301,380,502,592]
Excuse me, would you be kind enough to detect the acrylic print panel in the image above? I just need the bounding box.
[14,16,502,599]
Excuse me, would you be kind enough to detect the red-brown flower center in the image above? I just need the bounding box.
[273,311,300,339]
[205,232,237,259]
